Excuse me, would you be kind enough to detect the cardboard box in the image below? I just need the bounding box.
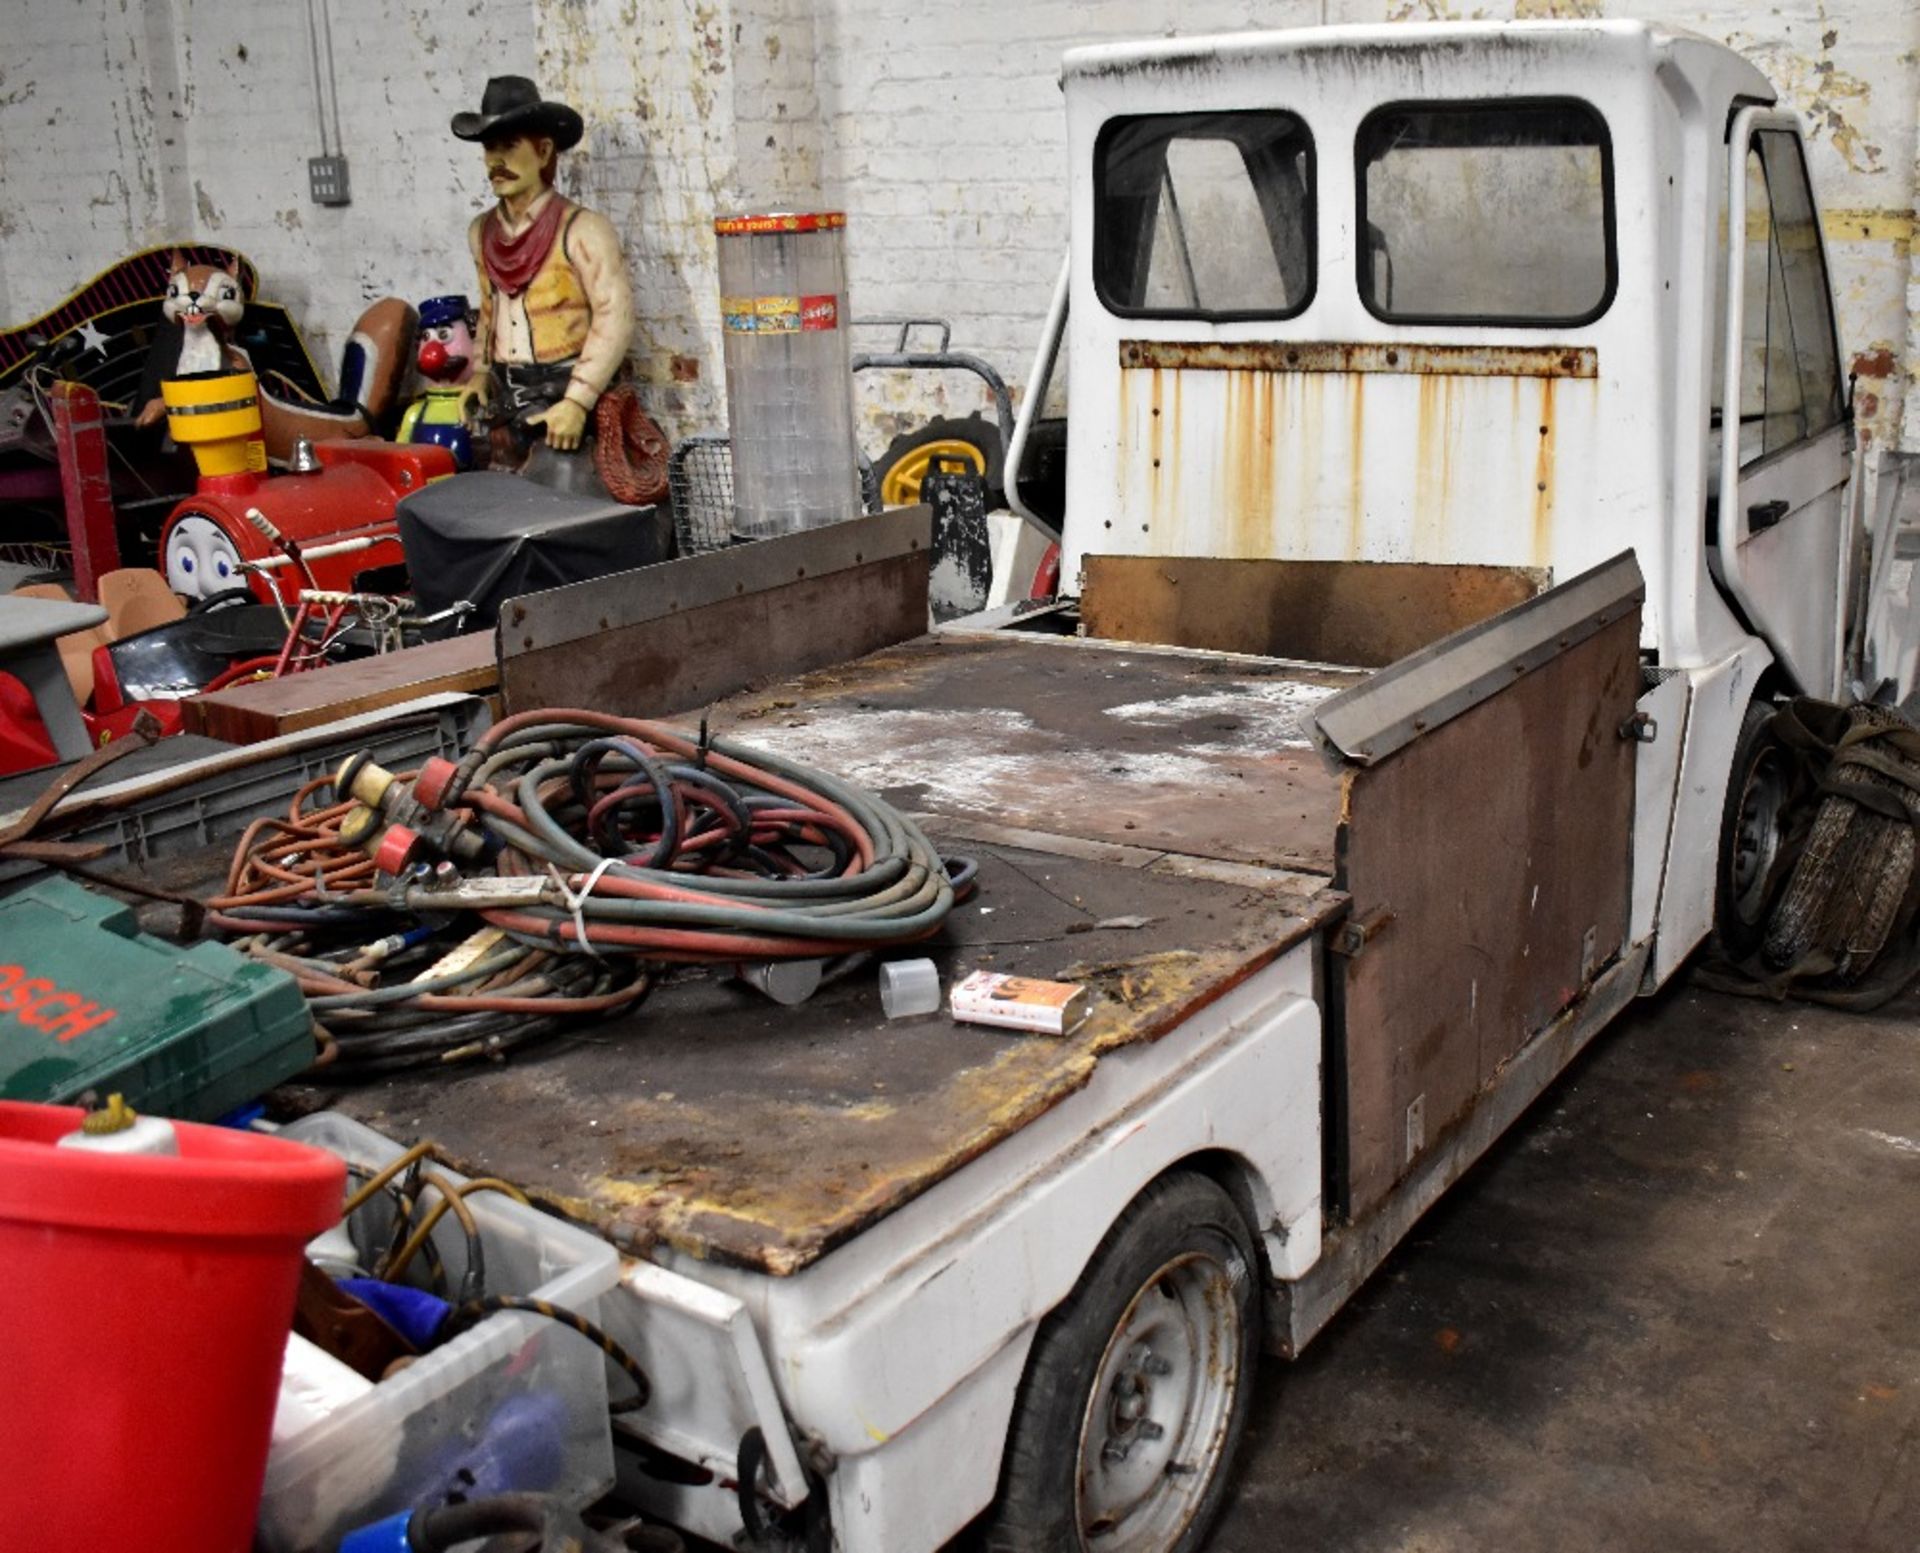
[950,970,1090,1036]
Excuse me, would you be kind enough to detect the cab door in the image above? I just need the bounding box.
[1713,110,1851,698]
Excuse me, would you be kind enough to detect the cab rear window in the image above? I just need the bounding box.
[1095,111,1315,320]
[1357,100,1615,326]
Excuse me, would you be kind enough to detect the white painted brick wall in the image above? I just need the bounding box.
[0,0,174,324]
[1,0,536,387]
[3,0,1916,450]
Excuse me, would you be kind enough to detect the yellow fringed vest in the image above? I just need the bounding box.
[486,203,591,364]
[520,209,591,362]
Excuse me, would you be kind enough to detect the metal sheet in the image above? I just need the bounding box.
[1269,942,1650,1358]
[1118,340,1599,379]
[1308,550,1644,765]
[498,506,933,721]
[1332,610,1641,1218]
[499,506,931,653]
[1630,672,1691,950]
[1080,555,1546,668]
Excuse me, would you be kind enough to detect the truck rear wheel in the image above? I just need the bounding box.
[983,1172,1259,1553]
[1715,697,1789,959]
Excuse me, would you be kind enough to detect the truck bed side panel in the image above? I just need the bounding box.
[1333,612,1640,1216]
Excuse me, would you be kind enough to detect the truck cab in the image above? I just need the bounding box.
[1050,20,1860,705]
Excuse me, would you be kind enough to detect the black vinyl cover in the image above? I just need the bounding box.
[109,605,296,700]
[397,472,666,632]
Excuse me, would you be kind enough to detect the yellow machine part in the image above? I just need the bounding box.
[880,437,987,507]
[162,371,267,476]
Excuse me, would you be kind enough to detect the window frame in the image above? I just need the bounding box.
[1352,95,1620,329]
[1750,128,1846,458]
[1092,109,1319,324]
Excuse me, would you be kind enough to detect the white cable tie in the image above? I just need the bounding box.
[554,857,618,960]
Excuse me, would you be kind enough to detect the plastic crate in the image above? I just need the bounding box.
[257,1113,619,1552]
[0,692,486,896]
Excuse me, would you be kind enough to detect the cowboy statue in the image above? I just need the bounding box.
[454,75,640,494]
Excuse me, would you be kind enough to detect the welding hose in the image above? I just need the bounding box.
[212,709,964,1067]
[437,711,959,957]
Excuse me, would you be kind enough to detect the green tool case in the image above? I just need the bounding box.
[0,877,312,1121]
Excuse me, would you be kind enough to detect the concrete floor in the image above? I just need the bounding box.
[1213,970,1920,1553]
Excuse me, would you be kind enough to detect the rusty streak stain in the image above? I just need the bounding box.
[1416,373,1443,558]
[1347,375,1367,560]
[1224,371,1251,556]
[1533,377,1557,567]
[1253,369,1278,554]
[1171,369,1185,540]
[1294,370,1323,555]
[1121,339,1598,380]
[1412,374,1461,557]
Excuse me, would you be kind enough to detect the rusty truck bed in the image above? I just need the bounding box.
[284,634,1358,1274]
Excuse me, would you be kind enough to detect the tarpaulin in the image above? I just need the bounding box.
[396,472,668,634]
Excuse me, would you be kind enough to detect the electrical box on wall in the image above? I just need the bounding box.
[308,154,351,206]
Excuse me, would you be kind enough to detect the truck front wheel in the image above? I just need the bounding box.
[983,1172,1259,1553]
[1715,697,1789,958]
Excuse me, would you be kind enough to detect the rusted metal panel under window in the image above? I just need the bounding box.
[1081,555,1547,668]
[1118,339,1599,379]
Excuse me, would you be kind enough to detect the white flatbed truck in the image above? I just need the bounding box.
[290,20,1920,1553]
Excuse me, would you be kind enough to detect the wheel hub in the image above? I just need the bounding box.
[1075,1255,1241,1549]
[1731,746,1788,922]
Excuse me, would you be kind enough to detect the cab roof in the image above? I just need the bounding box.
[1060,19,1777,106]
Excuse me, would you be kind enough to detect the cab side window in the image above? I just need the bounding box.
[1095,111,1316,320]
[1734,130,1844,467]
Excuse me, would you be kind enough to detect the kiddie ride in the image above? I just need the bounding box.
[0,373,456,775]
[157,368,452,608]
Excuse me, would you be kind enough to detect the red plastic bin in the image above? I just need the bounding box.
[0,1100,345,1551]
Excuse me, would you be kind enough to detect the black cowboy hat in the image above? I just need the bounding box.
[451,76,583,151]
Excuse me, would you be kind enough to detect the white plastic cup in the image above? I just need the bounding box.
[879,958,941,1019]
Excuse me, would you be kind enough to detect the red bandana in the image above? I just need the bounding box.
[482,195,572,298]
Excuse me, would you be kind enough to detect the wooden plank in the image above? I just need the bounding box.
[298,843,1337,1275]
[1081,555,1547,668]
[1334,611,1639,1219]
[183,632,497,744]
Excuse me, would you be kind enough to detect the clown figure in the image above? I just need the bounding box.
[397,294,480,469]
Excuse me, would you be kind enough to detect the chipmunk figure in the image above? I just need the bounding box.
[135,254,248,426]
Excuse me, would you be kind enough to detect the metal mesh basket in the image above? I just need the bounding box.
[667,435,883,557]
[667,435,735,556]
